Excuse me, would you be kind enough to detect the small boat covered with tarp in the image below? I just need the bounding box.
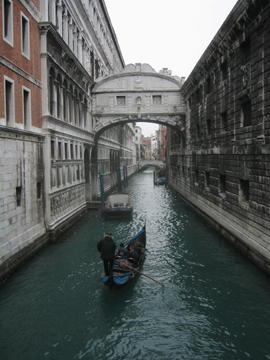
[101,225,146,290]
[155,177,165,185]
[102,193,133,219]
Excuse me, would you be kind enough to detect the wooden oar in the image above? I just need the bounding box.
[119,261,165,287]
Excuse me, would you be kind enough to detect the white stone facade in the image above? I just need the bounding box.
[0,0,136,278]
[0,131,46,264]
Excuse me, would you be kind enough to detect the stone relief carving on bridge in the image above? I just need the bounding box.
[135,96,142,104]
[134,76,142,84]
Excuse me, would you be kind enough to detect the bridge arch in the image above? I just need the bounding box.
[91,63,186,141]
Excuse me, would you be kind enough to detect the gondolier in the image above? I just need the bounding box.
[100,225,146,290]
[97,232,116,276]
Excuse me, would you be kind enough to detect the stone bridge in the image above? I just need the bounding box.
[138,160,165,172]
[91,63,186,141]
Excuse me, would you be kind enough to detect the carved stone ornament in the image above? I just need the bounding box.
[136,96,142,104]
[240,63,251,90]
[134,76,142,84]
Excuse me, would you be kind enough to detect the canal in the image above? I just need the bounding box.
[1,170,270,360]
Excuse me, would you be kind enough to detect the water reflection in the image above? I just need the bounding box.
[0,170,270,360]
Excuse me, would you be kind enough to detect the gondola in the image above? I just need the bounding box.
[101,225,146,290]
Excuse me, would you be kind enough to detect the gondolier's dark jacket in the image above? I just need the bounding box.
[97,234,116,261]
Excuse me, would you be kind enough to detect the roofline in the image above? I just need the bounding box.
[181,0,248,92]
[99,0,125,69]
[92,71,182,92]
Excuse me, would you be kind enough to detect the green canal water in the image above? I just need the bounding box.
[1,170,270,360]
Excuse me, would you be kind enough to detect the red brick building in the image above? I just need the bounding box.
[0,1,46,279]
[0,0,42,129]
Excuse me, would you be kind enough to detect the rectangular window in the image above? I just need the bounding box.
[70,143,74,159]
[116,96,126,105]
[62,167,66,186]
[51,140,55,159]
[221,111,228,131]
[196,124,201,139]
[220,60,228,81]
[37,182,41,199]
[58,141,62,159]
[152,95,162,105]
[16,186,22,206]
[22,87,31,129]
[4,77,15,126]
[241,101,252,127]
[207,118,211,135]
[240,37,250,65]
[206,77,211,95]
[57,166,62,187]
[239,179,249,203]
[21,12,30,58]
[195,169,199,185]
[3,0,13,46]
[205,171,210,188]
[220,174,226,194]
[195,88,200,103]
[64,143,68,159]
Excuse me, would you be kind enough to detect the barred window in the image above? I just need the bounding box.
[152,95,162,104]
[116,96,126,105]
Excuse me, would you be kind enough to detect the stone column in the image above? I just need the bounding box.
[82,41,87,68]
[68,18,73,51]
[66,88,70,122]
[77,30,83,63]
[53,79,58,117]
[73,27,78,57]
[40,0,49,21]
[62,7,68,44]
[49,0,56,25]
[60,84,64,121]
[40,28,49,115]
[57,0,63,36]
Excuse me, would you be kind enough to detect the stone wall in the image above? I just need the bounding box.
[167,0,270,275]
[0,129,47,278]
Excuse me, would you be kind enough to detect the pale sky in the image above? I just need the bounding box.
[105,0,238,137]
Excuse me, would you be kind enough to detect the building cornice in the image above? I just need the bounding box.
[39,22,94,85]
[20,0,41,22]
[0,55,42,88]
[181,0,269,95]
